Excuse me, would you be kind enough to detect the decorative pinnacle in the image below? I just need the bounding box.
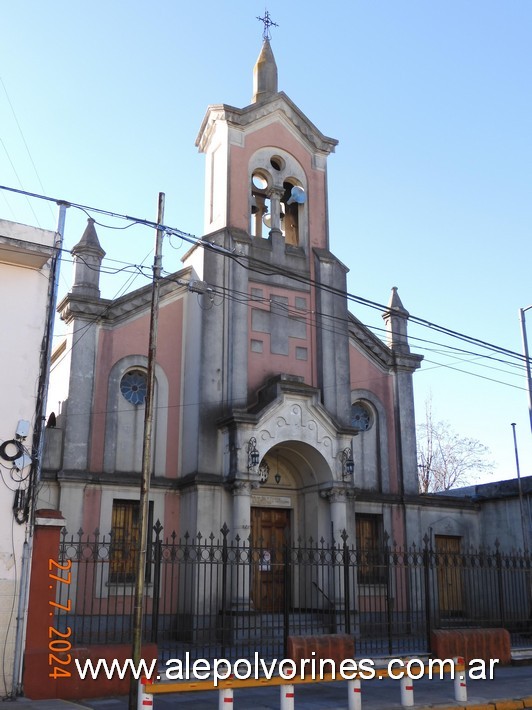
[257,9,278,41]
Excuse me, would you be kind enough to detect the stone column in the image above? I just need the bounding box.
[268,186,284,237]
[320,487,352,631]
[232,481,253,542]
[382,287,423,496]
[231,481,253,610]
[321,486,348,543]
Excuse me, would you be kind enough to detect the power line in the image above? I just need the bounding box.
[0,75,56,223]
[0,182,528,373]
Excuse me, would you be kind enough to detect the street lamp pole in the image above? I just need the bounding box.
[511,422,529,556]
[519,305,532,436]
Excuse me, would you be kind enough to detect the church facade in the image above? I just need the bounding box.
[39,40,530,639]
[43,38,425,558]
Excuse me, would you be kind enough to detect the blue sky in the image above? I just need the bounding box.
[2,1,531,483]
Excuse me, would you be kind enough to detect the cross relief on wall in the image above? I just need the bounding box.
[251,294,307,356]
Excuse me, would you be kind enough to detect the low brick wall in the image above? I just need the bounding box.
[431,628,511,665]
[23,643,158,700]
[287,634,355,666]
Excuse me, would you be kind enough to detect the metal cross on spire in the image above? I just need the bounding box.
[257,9,278,41]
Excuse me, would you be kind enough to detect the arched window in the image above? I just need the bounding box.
[104,357,168,475]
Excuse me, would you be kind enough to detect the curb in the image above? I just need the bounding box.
[417,697,532,710]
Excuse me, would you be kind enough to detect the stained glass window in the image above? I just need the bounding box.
[351,402,372,431]
[120,370,147,406]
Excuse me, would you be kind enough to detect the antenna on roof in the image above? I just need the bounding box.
[257,9,278,41]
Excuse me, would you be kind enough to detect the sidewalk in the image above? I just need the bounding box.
[9,663,532,710]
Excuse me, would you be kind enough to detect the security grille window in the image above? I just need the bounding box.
[356,514,386,585]
[109,499,152,584]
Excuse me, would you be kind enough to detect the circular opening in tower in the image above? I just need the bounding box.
[252,173,268,190]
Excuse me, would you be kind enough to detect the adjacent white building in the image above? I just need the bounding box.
[0,219,56,696]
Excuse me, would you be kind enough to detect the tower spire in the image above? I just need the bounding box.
[382,286,411,353]
[252,11,279,104]
[71,218,105,298]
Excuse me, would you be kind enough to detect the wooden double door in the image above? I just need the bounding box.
[251,507,290,612]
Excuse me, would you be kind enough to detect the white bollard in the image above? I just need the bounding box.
[454,656,468,702]
[347,677,362,710]
[400,674,414,707]
[280,683,295,710]
[218,687,234,708]
[137,677,154,709]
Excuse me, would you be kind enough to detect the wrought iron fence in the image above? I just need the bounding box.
[55,524,532,661]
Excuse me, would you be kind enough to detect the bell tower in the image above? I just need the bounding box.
[189,24,353,475]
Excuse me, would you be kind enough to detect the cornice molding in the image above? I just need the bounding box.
[196,93,338,155]
[57,267,193,325]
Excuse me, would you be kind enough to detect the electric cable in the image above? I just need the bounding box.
[0,74,56,224]
[1,183,529,387]
[0,440,24,462]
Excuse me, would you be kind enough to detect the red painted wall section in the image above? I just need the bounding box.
[391,505,406,549]
[164,492,180,536]
[89,295,185,477]
[23,510,67,699]
[26,643,158,700]
[348,340,400,493]
[81,486,102,534]
[24,518,160,701]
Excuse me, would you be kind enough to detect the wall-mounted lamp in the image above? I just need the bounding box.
[247,437,260,470]
[341,448,354,480]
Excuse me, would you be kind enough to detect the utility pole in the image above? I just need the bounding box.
[519,306,532,436]
[129,193,165,710]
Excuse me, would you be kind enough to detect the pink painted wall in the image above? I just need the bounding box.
[81,487,102,534]
[248,281,317,395]
[348,342,400,494]
[228,122,330,252]
[89,295,185,478]
[228,119,328,396]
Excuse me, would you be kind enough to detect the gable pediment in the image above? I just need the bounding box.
[218,375,356,480]
[196,92,338,156]
[348,312,423,373]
